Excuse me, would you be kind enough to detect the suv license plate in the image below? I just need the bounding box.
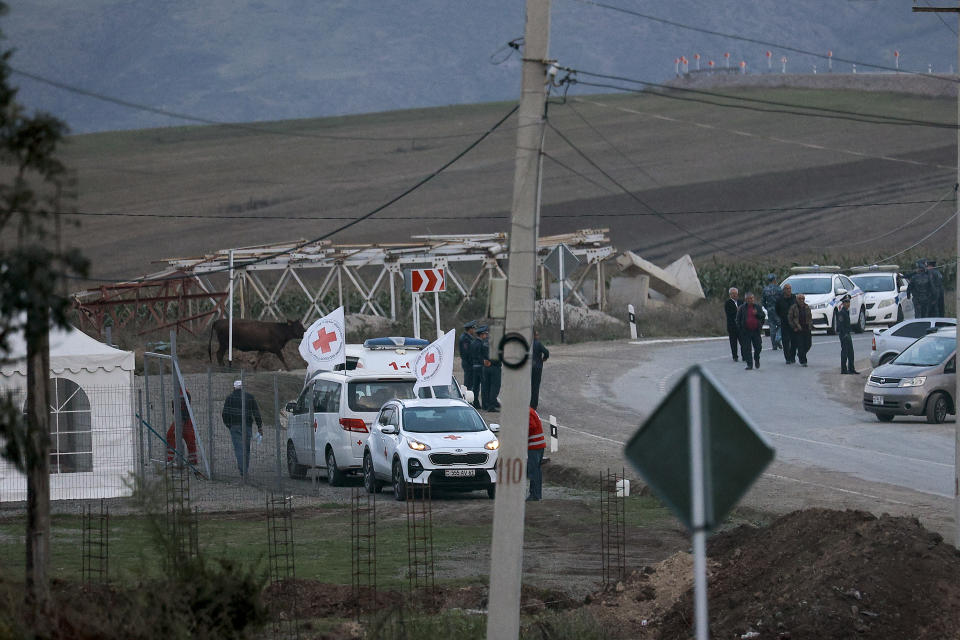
[873,395,884,406]
[445,469,475,478]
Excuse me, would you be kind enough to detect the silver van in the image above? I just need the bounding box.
[863,328,956,423]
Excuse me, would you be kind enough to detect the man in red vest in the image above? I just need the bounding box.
[527,407,546,501]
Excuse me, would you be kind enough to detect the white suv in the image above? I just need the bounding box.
[849,267,914,327]
[285,372,466,485]
[363,398,499,501]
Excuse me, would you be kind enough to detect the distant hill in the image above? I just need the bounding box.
[4,0,955,133]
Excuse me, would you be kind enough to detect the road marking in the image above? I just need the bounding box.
[555,426,947,501]
[761,430,953,469]
[629,337,726,345]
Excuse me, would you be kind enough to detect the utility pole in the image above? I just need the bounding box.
[486,1,551,638]
[913,1,960,547]
[25,306,51,619]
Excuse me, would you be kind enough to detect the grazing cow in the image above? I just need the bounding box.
[208,319,305,370]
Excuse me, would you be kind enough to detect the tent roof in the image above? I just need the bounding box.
[1,323,134,377]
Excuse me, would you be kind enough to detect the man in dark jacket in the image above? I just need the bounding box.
[789,294,814,367]
[776,283,798,364]
[221,380,263,476]
[724,287,742,362]
[761,274,782,351]
[468,327,484,410]
[926,259,945,317]
[530,329,550,410]
[908,261,933,318]
[735,292,766,370]
[837,294,858,374]
[458,320,477,390]
[478,326,501,412]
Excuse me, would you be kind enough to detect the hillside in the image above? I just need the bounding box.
[5,0,955,133]
[57,85,957,284]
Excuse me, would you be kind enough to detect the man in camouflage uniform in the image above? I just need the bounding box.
[907,260,933,318]
[761,274,782,351]
[926,259,945,317]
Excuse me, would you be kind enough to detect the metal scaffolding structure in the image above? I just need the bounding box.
[72,228,616,333]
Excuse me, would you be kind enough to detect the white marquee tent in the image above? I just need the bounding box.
[0,324,135,502]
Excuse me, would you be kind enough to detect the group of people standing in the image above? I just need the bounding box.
[907,259,945,318]
[458,321,550,411]
[725,275,855,373]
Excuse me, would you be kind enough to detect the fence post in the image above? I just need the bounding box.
[274,373,283,494]
[137,389,145,487]
[159,358,168,465]
[207,366,215,481]
[144,360,152,463]
[241,368,247,484]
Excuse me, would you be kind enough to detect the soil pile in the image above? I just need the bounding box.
[655,509,960,639]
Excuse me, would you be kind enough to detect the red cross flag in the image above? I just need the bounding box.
[412,329,455,394]
[299,306,346,372]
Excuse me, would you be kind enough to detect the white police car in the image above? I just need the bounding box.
[780,267,866,334]
[363,398,499,500]
[849,265,914,328]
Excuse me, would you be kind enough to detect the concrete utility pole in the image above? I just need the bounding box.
[913,1,960,547]
[486,0,551,638]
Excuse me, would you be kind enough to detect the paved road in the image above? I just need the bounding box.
[538,330,956,535]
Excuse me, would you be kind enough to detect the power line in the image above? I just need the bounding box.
[863,209,958,266]
[70,104,520,284]
[565,0,960,83]
[565,100,661,186]
[10,65,512,143]
[545,118,759,262]
[565,75,957,129]
[565,68,957,129]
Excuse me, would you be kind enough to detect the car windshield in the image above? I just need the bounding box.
[783,276,832,295]
[348,380,417,412]
[402,406,487,433]
[850,275,894,293]
[417,383,464,400]
[893,336,956,367]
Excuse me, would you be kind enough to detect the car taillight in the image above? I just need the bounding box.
[340,418,368,433]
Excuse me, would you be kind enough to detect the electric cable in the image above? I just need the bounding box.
[545,118,759,262]
[565,100,661,186]
[862,209,957,266]
[67,103,520,284]
[564,0,960,83]
[10,65,512,143]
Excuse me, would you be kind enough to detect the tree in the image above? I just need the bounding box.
[0,1,89,622]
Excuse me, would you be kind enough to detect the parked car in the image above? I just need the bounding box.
[869,317,956,368]
[863,327,956,423]
[777,267,865,335]
[363,398,499,501]
[849,266,913,327]
[285,370,467,484]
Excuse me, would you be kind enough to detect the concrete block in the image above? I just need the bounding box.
[608,275,650,312]
[615,251,704,307]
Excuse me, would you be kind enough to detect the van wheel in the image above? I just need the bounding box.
[487,485,496,499]
[287,441,307,479]
[326,448,346,487]
[392,460,407,502]
[854,308,866,333]
[363,453,382,494]
[827,311,838,335]
[926,392,949,424]
[876,413,895,423]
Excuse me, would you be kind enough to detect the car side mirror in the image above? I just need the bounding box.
[946,358,956,374]
[489,423,500,432]
[836,288,847,296]
[284,401,297,413]
[380,425,398,435]
[464,389,475,404]
[899,285,908,293]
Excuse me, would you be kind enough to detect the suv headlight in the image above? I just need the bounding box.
[810,302,827,310]
[898,377,926,387]
[877,298,895,308]
[485,439,500,451]
[407,438,431,451]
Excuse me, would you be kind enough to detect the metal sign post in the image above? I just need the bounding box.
[688,372,709,640]
[228,249,235,364]
[543,243,580,344]
[434,291,442,339]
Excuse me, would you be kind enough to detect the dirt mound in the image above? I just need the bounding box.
[653,509,960,639]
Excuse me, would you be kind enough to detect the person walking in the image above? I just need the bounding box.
[468,326,484,410]
[776,283,798,364]
[761,274,783,351]
[926,259,945,317]
[724,287,742,362]
[527,407,546,501]
[458,320,477,390]
[221,379,263,477]
[837,294,859,375]
[530,329,550,410]
[789,293,814,367]
[908,260,933,318]
[735,292,766,370]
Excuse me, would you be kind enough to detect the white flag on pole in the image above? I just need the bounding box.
[412,329,456,395]
[299,306,346,371]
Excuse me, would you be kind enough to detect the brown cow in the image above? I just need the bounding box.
[208,319,305,370]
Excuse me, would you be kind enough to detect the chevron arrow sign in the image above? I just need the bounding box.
[405,268,445,293]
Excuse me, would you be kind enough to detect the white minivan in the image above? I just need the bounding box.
[285,370,466,485]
